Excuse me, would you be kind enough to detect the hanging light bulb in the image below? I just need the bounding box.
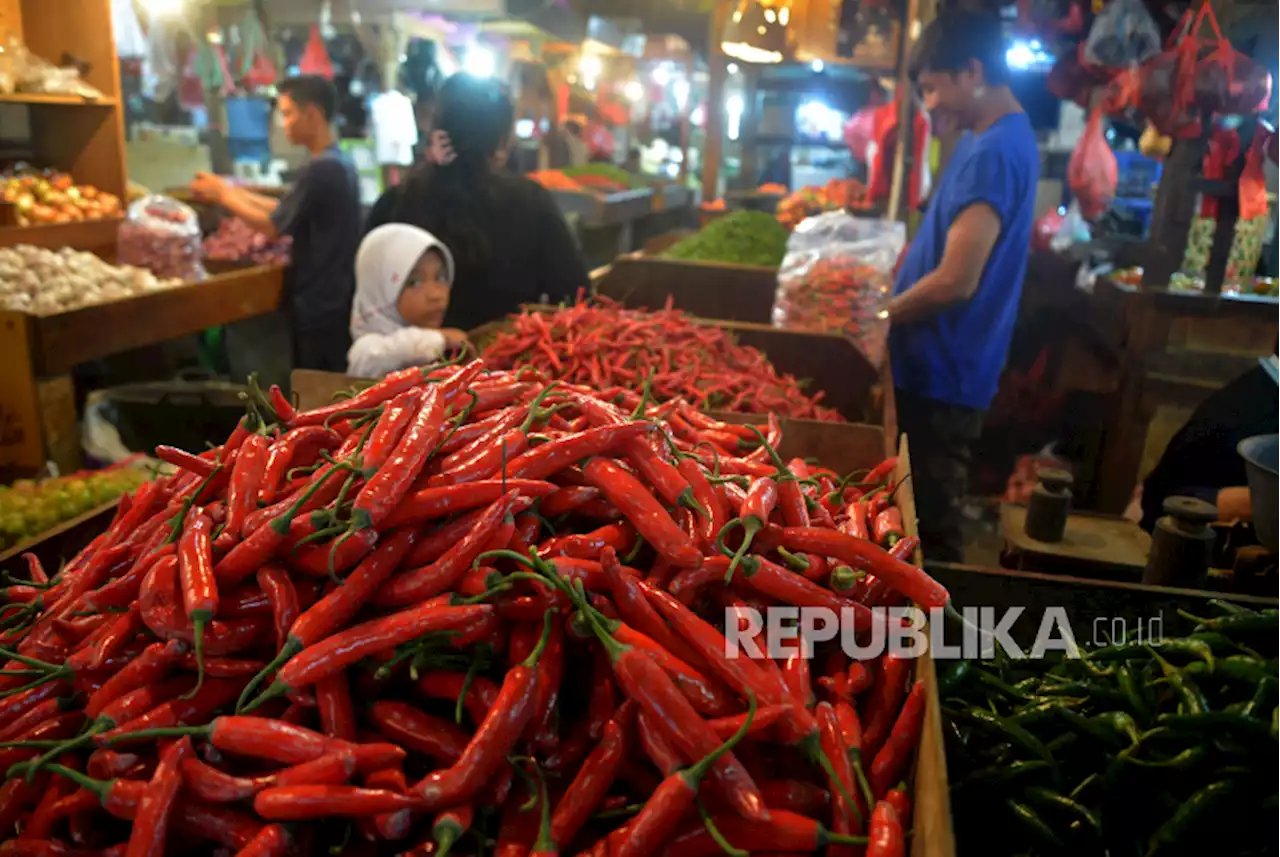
[721,0,790,65]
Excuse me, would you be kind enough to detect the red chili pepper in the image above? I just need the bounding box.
[383,479,556,528]
[598,547,704,671]
[181,756,260,803]
[550,700,634,847]
[885,784,911,830]
[376,493,531,607]
[291,366,428,428]
[505,423,656,481]
[218,434,270,545]
[538,522,636,561]
[177,511,219,696]
[817,702,862,855]
[234,823,291,857]
[362,388,422,473]
[124,734,192,857]
[314,672,357,741]
[864,457,898,487]
[430,804,474,856]
[154,446,218,478]
[778,526,949,608]
[412,615,551,810]
[539,484,601,518]
[583,457,700,567]
[511,616,563,751]
[415,671,500,726]
[872,507,904,549]
[256,427,341,505]
[353,377,464,529]
[574,596,768,823]
[720,476,778,581]
[782,650,814,710]
[85,639,187,720]
[369,700,470,765]
[868,680,926,799]
[866,799,905,857]
[861,656,912,761]
[842,500,870,540]
[254,784,421,820]
[664,808,868,856]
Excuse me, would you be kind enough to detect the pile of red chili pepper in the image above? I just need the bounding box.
[479,298,845,422]
[773,256,892,367]
[0,357,947,857]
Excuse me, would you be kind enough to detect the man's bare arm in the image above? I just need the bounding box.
[885,203,1001,325]
[218,187,280,237]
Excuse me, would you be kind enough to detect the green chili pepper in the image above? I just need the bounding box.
[1147,648,1207,714]
[1116,664,1152,724]
[1010,699,1084,726]
[1145,781,1235,856]
[1179,609,1278,638]
[973,667,1027,701]
[954,759,1051,791]
[1122,745,1207,770]
[1094,710,1141,745]
[1005,799,1067,853]
[1038,681,1130,708]
[958,707,1056,767]
[1056,707,1128,747]
[937,660,973,697]
[1243,677,1277,719]
[1157,712,1275,743]
[1025,786,1103,839]
[1187,631,1261,658]
[1091,638,1214,671]
[1185,654,1274,685]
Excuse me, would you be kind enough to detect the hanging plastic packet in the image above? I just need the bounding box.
[773,210,905,365]
[1225,127,1274,290]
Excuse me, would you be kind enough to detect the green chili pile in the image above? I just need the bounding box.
[661,211,790,268]
[941,602,1279,856]
[0,358,942,856]
[479,297,845,421]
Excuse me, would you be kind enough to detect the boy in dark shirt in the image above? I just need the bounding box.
[192,75,360,374]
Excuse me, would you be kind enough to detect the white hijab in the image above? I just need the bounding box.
[351,223,455,339]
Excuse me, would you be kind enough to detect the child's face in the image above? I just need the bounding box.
[396,248,450,329]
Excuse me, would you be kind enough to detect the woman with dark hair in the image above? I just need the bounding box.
[364,74,589,331]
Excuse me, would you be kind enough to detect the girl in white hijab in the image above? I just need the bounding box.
[347,223,468,377]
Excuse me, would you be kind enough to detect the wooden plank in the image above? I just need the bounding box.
[30,264,285,375]
[0,310,43,471]
[897,437,956,857]
[1001,502,1152,574]
[0,93,117,106]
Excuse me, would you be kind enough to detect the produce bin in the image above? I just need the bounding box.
[548,188,654,227]
[289,371,954,856]
[95,376,248,456]
[596,253,778,324]
[465,307,881,424]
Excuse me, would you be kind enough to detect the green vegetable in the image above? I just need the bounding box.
[561,164,647,189]
[661,210,789,268]
[0,467,148,552]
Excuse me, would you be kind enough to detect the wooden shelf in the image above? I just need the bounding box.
[20,264,286,376]
[0,217,124,254]
[0,92,117,107]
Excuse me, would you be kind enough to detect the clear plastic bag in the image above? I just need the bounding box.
[773,211,905,365]
[117,195,206,282]
[1082,0,1161,69]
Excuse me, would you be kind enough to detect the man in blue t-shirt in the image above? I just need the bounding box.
[884,10,1040,561]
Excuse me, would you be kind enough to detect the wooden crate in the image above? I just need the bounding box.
[597,254,778,324]
[0,498,118,579]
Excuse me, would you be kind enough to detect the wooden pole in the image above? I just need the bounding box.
[701,0,731,202]
[886,0,922,223]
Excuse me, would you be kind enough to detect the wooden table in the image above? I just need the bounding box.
[1001,502,1152,577]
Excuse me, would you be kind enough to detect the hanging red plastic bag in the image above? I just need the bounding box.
[1195,12,1272,117]
[1100,67,1140,115]
[843,106,877,162]
[1226,127,1274,286]
[866,99,929,208]
[298,25,333,79]
[243,50,277,89]
[1032,207,1065,252]
[1067,106,1117,219]
[1047,51,1095,108]
[1137,5,1209,139]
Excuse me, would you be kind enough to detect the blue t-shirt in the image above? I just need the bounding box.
[890,112,1039,410]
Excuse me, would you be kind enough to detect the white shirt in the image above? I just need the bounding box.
[370,91,419,167]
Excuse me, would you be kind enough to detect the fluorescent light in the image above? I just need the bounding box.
[623,80,644,102]
[728,63,740,75]
[673,80,690,110]
[811,59,824,73]
[727,94,744,141]
[464,46,496,78]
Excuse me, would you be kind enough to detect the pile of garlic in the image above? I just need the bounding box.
[0,245,185,315]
